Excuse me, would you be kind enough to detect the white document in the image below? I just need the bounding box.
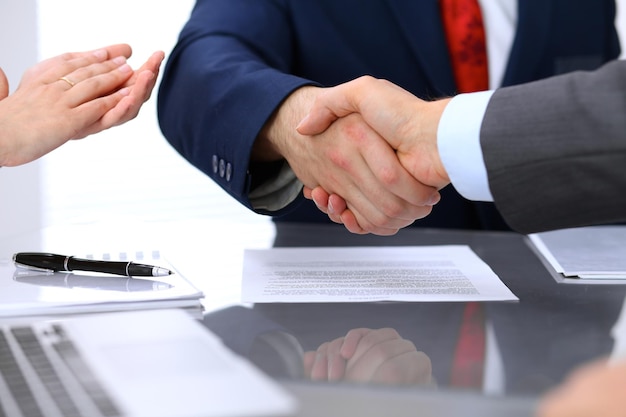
[242,245,517,303]
[528,226,626,283]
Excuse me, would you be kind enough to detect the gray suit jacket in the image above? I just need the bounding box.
[481,60,626,234]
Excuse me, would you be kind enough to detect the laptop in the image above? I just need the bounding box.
[0,309,297,417]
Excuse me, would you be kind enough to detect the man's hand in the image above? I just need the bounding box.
[254,85,440,236]
[303,327,434,385]
[295,76,452,233]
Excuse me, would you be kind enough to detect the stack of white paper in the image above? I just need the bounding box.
[528,226,626,283]
[0,250,205,318]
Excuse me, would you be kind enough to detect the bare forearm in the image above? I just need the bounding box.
[253,86,320,162]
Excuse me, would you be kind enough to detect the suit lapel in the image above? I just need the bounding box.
[386,0,457,96]
[501,1,554,86]
[386,1,553,91]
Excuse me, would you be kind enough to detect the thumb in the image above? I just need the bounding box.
[0,68,9,99]
[296,108,340,136]
[296,78,370,136]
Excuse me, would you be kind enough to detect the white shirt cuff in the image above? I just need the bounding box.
[437,91,495,202]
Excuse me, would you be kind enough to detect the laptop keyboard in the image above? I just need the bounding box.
[0,324,122,417]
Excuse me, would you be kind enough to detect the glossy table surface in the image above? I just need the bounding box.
[2,219,624,416]
[201,222,626,415]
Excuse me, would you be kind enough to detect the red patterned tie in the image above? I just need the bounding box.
[440,0,488,388]
[440,0,489,93]
[450,302,486,388]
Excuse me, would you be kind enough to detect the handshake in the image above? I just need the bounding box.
[295,76,456,236]
[272,60,624,236]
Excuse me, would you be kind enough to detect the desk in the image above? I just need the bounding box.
[2,220,624,416]
[198,222,626,416]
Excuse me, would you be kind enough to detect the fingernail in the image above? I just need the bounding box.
[117,64,132,74]
[428,192,441,206]
[113,56,127,65]
[296,114,309,131]
[93,49,107,60]
[328,200,335,215]
[118,87,130,96]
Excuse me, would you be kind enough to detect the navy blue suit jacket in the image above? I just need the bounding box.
[158,0,620,230]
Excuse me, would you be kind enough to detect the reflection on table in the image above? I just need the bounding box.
[13,269,173,292]
[201,222,626,399]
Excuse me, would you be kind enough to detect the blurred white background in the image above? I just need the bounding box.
[1,0,626,236]
[1,0,267,239]
[36,0,266,228]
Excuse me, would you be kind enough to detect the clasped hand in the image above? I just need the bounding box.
[257,83,441,236]
[303,327,434,386]
[296,76,452,235]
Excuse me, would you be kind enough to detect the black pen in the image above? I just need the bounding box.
[13,252,173,277]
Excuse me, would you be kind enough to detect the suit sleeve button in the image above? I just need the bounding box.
[212,155,219,174]
[219,159,226,178]
[225,162,232,181]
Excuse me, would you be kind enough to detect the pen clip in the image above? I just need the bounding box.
[14,262,55,273]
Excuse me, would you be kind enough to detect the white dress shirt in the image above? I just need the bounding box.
[438,0,517,202]
[437,90,496,201]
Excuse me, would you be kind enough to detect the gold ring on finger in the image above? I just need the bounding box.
[58,76,76,87]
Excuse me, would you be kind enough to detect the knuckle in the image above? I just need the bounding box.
[380,328,401,339]
[326,148,352,171]
[354,216,377,234]
[338,115,370,144]
[367,212,389,229]
[59,52,75,61]
[413,205,433,220]
[381,200,405,219]
[355,75,375,88]
[346,328,370,338]
[378,166,402,188]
